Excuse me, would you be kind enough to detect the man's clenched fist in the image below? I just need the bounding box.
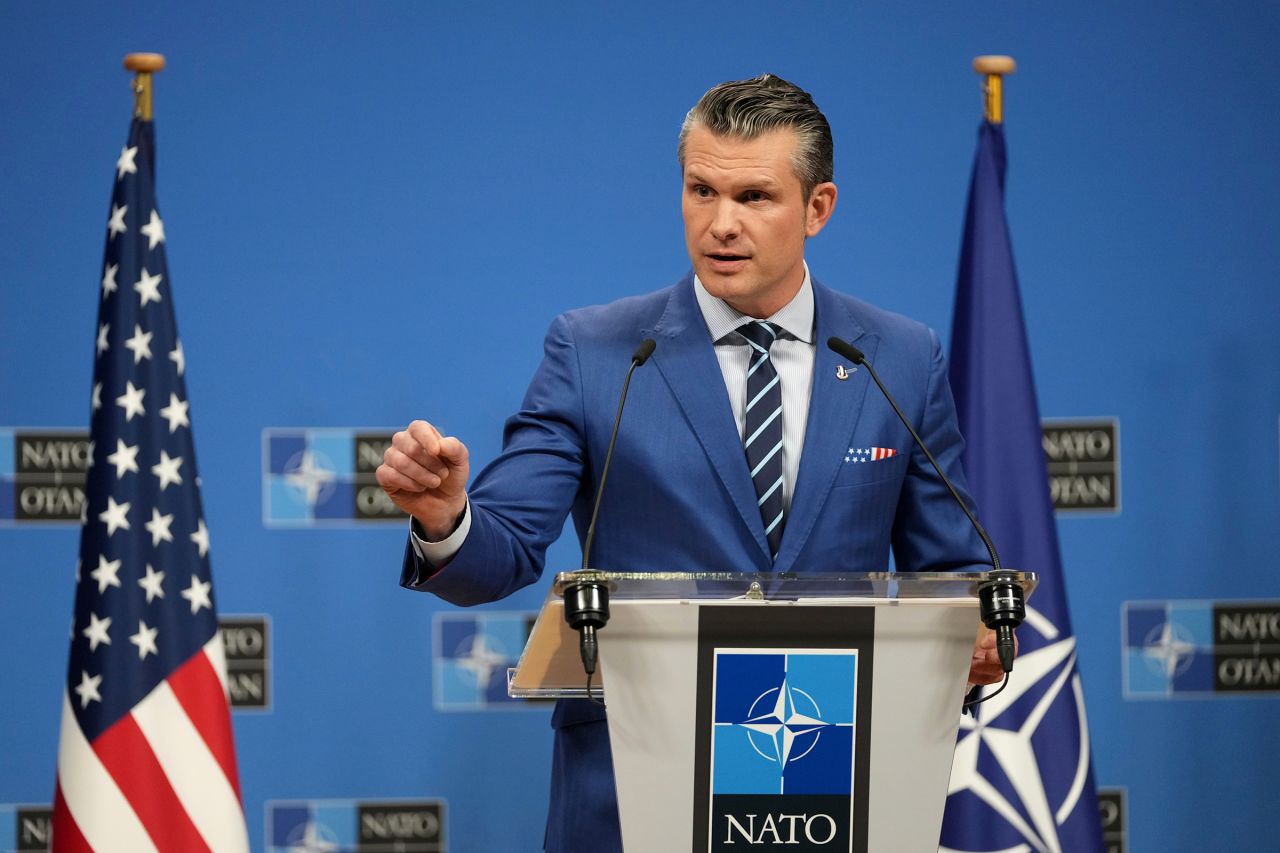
[376,420,470,540]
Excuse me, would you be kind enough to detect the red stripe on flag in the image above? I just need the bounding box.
[52,780,94,853]
[92,712,211,853]
[168,650,242,800]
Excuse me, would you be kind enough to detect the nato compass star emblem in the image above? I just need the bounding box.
[454,631,510,692]
[283,818,339,853]
[1142,620,1197,679]
[434,611,533,709]
[283,448,336,508]
[941,606,1094,853]
[737,674,831,782]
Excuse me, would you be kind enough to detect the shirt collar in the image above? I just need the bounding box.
[693,263,815,344]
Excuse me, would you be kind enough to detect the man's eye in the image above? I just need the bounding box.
[692,185,713,198]
[744,191,767,203]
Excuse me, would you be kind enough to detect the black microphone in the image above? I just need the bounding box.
[562,338,657,689]
[826,337,1023,675]
[631,337,656,366]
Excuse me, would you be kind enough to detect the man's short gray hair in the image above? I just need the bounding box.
[678,74,834,199]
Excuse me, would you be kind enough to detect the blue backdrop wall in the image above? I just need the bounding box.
[3,2,1279,851]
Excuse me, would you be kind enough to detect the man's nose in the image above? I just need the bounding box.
[709,200,740,241]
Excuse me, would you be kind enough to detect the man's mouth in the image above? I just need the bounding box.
[707,253,749,262]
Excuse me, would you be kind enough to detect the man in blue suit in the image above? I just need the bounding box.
[378,74,1008,851]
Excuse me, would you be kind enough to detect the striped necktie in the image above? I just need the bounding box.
[738,320,785,559]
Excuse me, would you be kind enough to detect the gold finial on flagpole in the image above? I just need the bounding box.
[123,53,166,121]
[973,55,1016,124]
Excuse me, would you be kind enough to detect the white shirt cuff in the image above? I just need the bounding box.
[409,500,471,567]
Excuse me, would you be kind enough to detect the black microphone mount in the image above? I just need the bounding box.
[977,571,1025,674]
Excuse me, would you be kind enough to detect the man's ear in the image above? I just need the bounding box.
[805,182,838,238]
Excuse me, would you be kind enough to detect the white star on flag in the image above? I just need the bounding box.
[74,671,103,708]
[151,450,184,491]
[190,518,210,557]
[82,613,113,651]
[98,498,131,537]
[181,575,212,614]
[138,564,166,603]
[145,508,175,547]
[169,339,185,376]
[140,209,165,250]
[92,382,102,411]
[115,381,146,421]
[158,393,190,433]
[102,263,118,299]
[90,554,123,593]
[129,621,159,660]
[133,268,163,307]
[123,324,153,364]
[115,146,138,180]
[107,204,127,238]
[105,439,140,479]
[96,323,111,356]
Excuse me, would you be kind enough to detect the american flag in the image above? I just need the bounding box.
[52,117,248,852]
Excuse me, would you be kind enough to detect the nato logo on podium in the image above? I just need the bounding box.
[710,650,859,849]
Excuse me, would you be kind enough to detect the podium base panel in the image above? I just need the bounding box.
[599,598,976,852]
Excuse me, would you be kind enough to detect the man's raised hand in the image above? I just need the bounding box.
[376,420,470,539]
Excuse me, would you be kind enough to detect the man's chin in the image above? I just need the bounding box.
[696,263,747,286]
[696,274,748,302]
[699,279,775,318]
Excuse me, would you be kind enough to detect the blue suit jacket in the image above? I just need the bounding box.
[401,274,988,851]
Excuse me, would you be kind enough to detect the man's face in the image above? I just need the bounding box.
[681,125,836,318]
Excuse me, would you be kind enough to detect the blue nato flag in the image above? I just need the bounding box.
[938,120,1107,853]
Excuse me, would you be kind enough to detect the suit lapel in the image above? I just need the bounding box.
[644,277,770,561]
[775,280,879,571]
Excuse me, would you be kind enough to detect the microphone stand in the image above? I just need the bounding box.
[561,339,656,705]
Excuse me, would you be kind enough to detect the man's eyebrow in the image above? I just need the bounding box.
[684,170,784,191]
[743,175,783,190]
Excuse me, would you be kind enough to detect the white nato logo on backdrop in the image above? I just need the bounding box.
[433,611,542,711]
[1124,600,1280,696]
[262,429,407,526]
[282,448,337,509]
[267,799,445,853]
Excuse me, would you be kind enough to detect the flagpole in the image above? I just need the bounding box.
[123,52,165,121]
[972,55,1015,124]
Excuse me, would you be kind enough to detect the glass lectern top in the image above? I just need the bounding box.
[551,570,1036,602]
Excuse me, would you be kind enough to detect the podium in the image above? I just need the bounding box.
[510,570,1035,852]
